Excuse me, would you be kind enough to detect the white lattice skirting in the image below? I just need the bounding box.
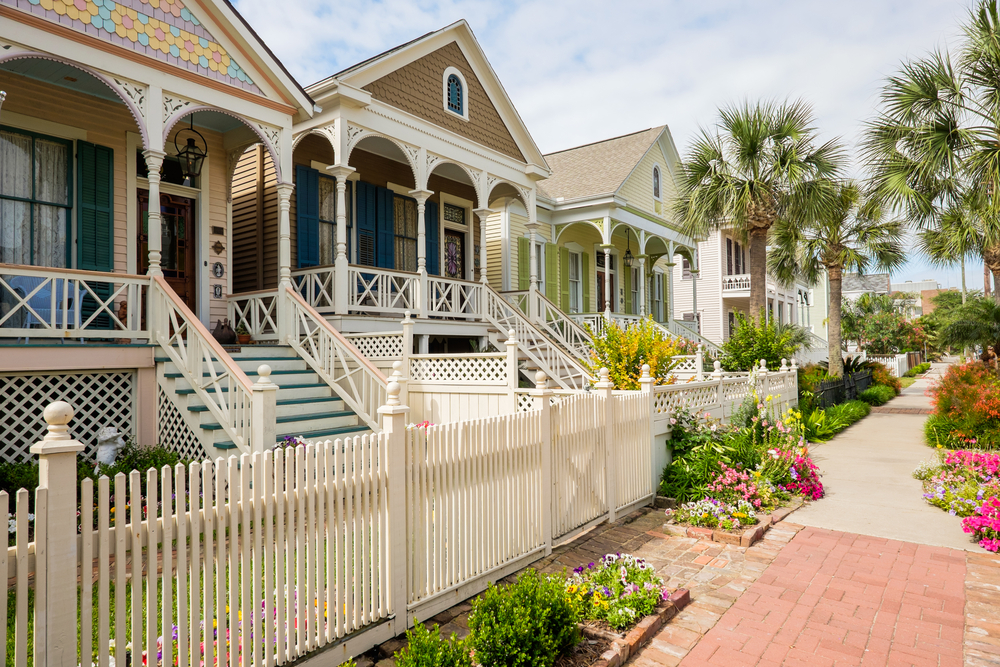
[156,386,207,460]
[0,371,135,462]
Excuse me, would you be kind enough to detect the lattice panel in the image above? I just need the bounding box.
[0,371,134,463]
[517,393,534,412]
[157,386,207,460]
[347,334,404,360]
[723,379,753,403]
[409,355,507,383]
[672,356,699,373]
[654,383,721,415]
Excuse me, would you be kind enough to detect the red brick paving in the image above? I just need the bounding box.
[675,526,967,667]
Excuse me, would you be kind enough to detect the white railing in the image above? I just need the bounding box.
[286,287,388,431]
[483,286,593,390]
[151,276,257,452]
[425,276,481,319]
[500,290,529,314]
[409,353,507,384]
[652,363,799,424]
[344,331,405,360]
[665,319,725,357]
[349,266,420,315]
[533,291,594,362]
[291,264,337,313]
[228,289,280,341]
[0,264,149,339]
[867,353,909,377]
[722,273,751,291]
[571,312,642,337]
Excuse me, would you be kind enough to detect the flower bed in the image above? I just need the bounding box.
[916,449,1000,551]
[567,554,671,632]
[926,362,1000,449]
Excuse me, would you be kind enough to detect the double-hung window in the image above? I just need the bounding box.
[651,273,662,320]
[631,266,640,314]
[318,175,337,266]
[394,195,418,272]
[0,127,73,267]
[533,241,545,292]
[568,251,582,313]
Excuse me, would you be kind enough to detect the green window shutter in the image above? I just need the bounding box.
[623,265,632,314]
[517,236,529,290]
[545,242,557,299]
[662,273,669,321]
[581,252,590,313]
[559,246,570,311]
[77,141,114,273]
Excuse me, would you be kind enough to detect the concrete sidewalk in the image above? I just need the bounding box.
[791,363,977,551]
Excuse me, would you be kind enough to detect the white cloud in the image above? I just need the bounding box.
[233,0,983,287]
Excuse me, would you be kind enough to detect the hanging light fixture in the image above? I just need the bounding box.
[623,232,634,268]
[175,116,208,182]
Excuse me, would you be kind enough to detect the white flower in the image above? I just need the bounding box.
[711,425,718,432]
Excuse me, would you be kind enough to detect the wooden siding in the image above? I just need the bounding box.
[618,138,675,222]
[232,145,279,293]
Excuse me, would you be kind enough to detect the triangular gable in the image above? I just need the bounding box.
[617,127,679,210]
[0,0,313,110]
[333,21,548,169]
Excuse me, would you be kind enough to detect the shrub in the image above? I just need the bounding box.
[918,450,1000,551]
[869,362,902,394]
[669,498,759,530]
[859,385,896,406]
[468,569,578,667]
[720,314,805,372]
[926,362,1000,449]
[587,317,698,389]
[567,554,670,631]
[825,399,871,426]
[394,622,472,667]
[903,362,931,377]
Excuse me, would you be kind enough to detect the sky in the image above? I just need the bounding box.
[233,0,987,292]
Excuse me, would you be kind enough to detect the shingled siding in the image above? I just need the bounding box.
[363,41,526,162]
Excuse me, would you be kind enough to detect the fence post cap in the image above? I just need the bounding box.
[507,328,517,341]
[31,401,85,453]
[403,310,412,323]
[791,357,798,370]
[534,370,548,389]
[759,359,768,371]
[392,360,403,376]
[780,358,788,371]
[640,364,651,379]
[257,364,272,382]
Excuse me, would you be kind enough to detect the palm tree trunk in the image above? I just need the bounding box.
[748,226,769,321]
[828,266,844,377]
[993,269,1000,306]
[961,255,967,304]
[984,245,1000,306]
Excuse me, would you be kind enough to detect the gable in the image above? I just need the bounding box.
[0,0,259,94]
[362,41,526,162]
[619,137,674,218]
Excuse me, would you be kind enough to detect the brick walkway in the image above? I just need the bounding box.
[655,527,968,667]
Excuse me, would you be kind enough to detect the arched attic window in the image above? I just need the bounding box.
[443,67,468,120]
[652,165,661,200]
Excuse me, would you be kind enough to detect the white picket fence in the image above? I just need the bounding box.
[9,361,680,667]
[867,353,910,378]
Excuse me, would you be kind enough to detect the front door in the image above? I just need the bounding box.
[444,230,465,280]
[596,271,615,313]
[138,191,197,310]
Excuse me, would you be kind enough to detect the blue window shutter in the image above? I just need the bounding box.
[376,186,395,269]
[356,181,377,266]
[296,165,320,267]
[77,141,114,273]
[425,201,439,275]
[345,180,353,261]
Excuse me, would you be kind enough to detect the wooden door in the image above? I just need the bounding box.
[138,191,197,310]
[444,230,466,279]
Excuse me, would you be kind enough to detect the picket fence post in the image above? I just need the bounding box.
[695,346,704,381]
[379,379,410,636]
[30,401,84,667]
[596,367,617,522]
[531,371,554,555]
[251,364,278,452]
[506,329,519,409]
[402,311,414,373]
[639,364,657,498]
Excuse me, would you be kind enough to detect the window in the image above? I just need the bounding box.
[318,175,336,266]
[735,241,743,274]
[652,165,661,200]
[651,273,663,321]
[726,238,733,275]
[447,74,463,114]
[394,195,418,272]
[682,257,696,279]
[443,202,466,226]
[729,311,736,339]
[631,266,640,315]
[533,241,545,292]
[568,252,582,313]
[1,127,72,267]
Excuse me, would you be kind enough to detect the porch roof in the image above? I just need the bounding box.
[538,126,665,202]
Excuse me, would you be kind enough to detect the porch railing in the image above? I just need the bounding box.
[228,289,280,341]
[722,273,751,291]
[0,264,149,339]
[503,290,593,363]
[291,264,337,313]
[425,276,481,319]
[286,287,388,431]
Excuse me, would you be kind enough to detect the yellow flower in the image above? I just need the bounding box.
[568,585,577,594]
[766,394,773,402]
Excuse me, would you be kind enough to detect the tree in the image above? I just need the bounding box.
[939,298,1000,357]
[841,294,925,354]
[917,195,989,305]
[720,313,812,372]
[673,100,844,320]
[769,181,906,376]
[862,0,1000,303]
[920,290,983,355]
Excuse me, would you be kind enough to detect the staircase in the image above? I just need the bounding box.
[157,345,370,459]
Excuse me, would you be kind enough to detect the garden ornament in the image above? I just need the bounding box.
[95,426,125,472]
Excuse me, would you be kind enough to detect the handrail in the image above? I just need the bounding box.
[151,276,256,452]
[530,291,593,363]
[285,287,388,431]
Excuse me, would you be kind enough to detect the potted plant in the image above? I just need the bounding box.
[236,323,251,345]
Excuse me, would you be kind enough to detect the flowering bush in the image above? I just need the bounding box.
[870,362,901,394]
[587,317,699,389]
[667,498,758,530]
[926,362,1000,449]
[567,553,671,632]
[918,450,1000,551]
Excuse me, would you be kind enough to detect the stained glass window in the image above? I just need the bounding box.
[653,166,660,199]
[444,202,466,225]
[447,74,463,114]
[444,230,464,279]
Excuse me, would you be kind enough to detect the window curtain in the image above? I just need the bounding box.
[0,130,33,265]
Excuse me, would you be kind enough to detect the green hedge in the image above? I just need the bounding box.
[859,385,896,406]
[903,362,931,378]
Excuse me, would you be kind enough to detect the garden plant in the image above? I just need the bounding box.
[587,317,698,389]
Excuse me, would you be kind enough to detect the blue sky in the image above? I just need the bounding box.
[233,0,986,291]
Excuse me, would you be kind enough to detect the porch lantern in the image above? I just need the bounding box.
[175,117,208,181]
[623,234,634,268]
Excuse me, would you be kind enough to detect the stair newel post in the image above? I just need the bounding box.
[391,360,409,412]
[251,365,278,453]
[378,379,410,635]
[506,329,519,411]
[401,311,414,375]
[639,364,658,498]
[596,367,617,522]
[712,361,726,417]
[696,345,704,381]
[531,371,554,554]
[31,401,85,667]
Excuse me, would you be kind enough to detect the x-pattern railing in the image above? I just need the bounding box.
[349,266,418,315]
[286,287,387,431]
[426,277,480,319]
[292,266,336,312]
[532,291,593,363]
[228,290,279,340]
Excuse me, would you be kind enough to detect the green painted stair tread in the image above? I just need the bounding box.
[199,410,356,430]
[163,369,314,379]
[212,424,370,449]
[173,381,330,395]
[184,396,342,413]
[155,355,297,364]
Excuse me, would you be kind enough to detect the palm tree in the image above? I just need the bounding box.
[939,298,1000,358]
[862,0,1000,303]
[673,100,844,320]
[769,182,906,376]
[917,194,999,305]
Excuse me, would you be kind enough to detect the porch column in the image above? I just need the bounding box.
[665,240,675,324]
[143,149,166,277]
[474,208,492,285]
[409,189,433,274]
[329,165,355,316]
[690,268,699,333]
[602,244,612,319]
[527,222,539,320]
[638,256,647,317]
[276,182,293,340]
